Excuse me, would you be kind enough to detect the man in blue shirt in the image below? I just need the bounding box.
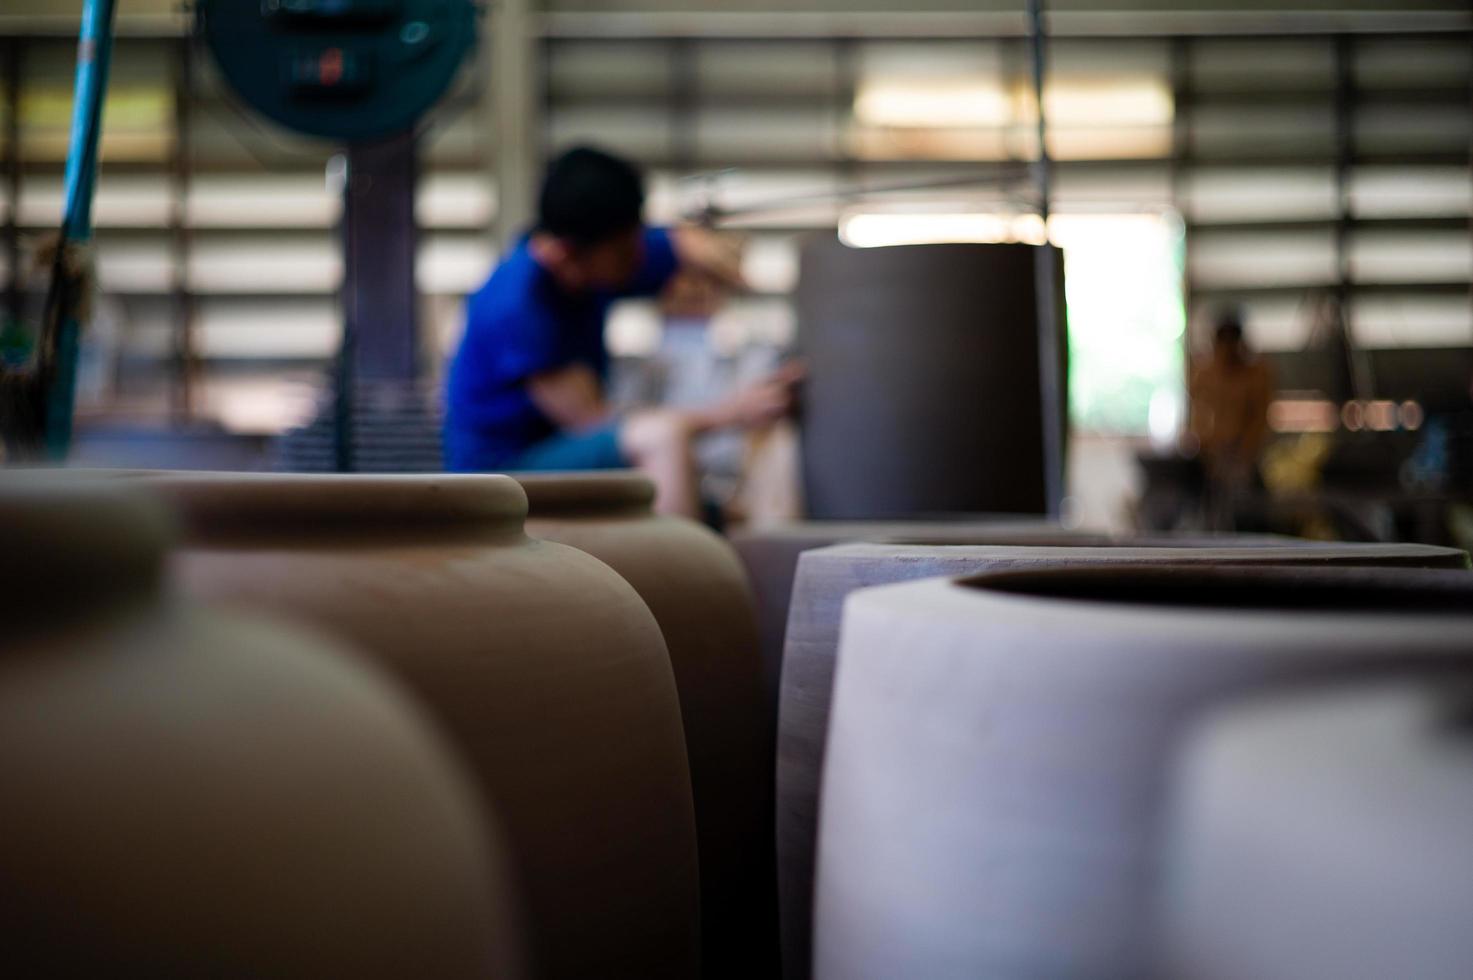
[446,146,801,518]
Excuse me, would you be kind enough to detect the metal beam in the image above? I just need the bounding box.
[1027,0,1066,519]
[168,34,197,422]
[534,11,1473,41]
[3,38,20,331]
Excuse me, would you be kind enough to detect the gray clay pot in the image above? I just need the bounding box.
[1156,677,1473,980]
[777,539,1468,980]
[813,563,1473,980]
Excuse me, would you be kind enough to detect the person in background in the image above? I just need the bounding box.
[1188,309,1274,526]
[445,145,802,519]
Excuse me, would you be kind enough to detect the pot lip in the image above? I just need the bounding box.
[514,470,656,516]
[139,472,529,536]
[956,562,1473,614]
[0,476,169,624]
[812,540,1471,566]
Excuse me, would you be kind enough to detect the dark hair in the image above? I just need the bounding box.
[1213,308,1245,345]
[536,146,645,247]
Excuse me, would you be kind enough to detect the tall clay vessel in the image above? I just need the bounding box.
[776,538,1468,980]
[0,477,524,978]
[142,472,699,980]
[516,471,776,980]
[814,564,1473,980]
[1157,679,1473,980]
[796,239,1067,519]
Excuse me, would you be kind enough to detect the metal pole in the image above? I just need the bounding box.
[491,0,539,248]
[169,35,197,423]
[1028,0,1051,225]
[4,40,21,334]
[336,130,420,472]
[42,0,118,459]
[1026,0,1066,517]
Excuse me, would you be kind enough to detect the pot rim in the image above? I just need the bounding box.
[141,472,529,538]
[0,476,169,627]
[959,562,1473,614]
[514,470,656,516]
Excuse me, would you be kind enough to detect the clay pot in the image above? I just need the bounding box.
[515,471,775,980]
[731,520,1108,708]
[1157,678,1473,980]
[0,476,524,978]
[796,239,1067,518]
[813,564,1473,980]
[140,473,699,980]
[766,532,1466,980]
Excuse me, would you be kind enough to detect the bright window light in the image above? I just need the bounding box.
[853,77,1172,130]
[835,210,1186,435]
[854,80,1013,128]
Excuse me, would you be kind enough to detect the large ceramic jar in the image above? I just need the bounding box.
[813,564,1473,980]
[731,520,1108,708]
[1156,678,1473,980]
[516,471,775,980]
[142,473,699,980]
[775,538,1467,980]
[0,477,523,978]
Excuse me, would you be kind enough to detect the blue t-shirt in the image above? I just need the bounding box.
[444,227,679,470]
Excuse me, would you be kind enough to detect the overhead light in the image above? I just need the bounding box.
[853,76,1172,130]
[837,210,1165,250]
[838,211,1019,249]
[854,80,1012,129]
[1033,80,1174,127]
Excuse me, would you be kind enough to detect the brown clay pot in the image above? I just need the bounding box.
[515,471,775,980]
[814,564,1473,980]
[140,473,700,980]
[0,476,524,978]
[1157,678,1473,980]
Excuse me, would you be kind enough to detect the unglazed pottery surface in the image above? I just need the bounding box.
[813,563,1473,980]
[517,471,776,980]
[774,538,1468,980]
[143,472,699,980]
[731,520,1105,708]
[0,478,523,978]
[1157,679,1473,980]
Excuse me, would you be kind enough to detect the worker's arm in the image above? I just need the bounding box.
[527,363,613,432]
[670,226,748,291]
[687,360,806,433]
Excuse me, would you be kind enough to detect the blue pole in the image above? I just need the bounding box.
[43,0,117,460]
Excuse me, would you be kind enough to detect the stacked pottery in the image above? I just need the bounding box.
[0,476,524,978]
[775,539,1468,980]
[141,473,699,980]
[515,471,775,980]
[730,520,1109,709]
[1157,678,1473,980]
[812,564,1473,980]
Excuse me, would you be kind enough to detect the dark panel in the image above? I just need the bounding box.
[796,239,1066,519]
[343,132,419,382]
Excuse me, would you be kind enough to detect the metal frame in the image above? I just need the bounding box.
[0,17,1468,435]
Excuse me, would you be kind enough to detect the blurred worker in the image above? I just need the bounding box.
[445,146,802,518]
[1188,309,1274,526]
